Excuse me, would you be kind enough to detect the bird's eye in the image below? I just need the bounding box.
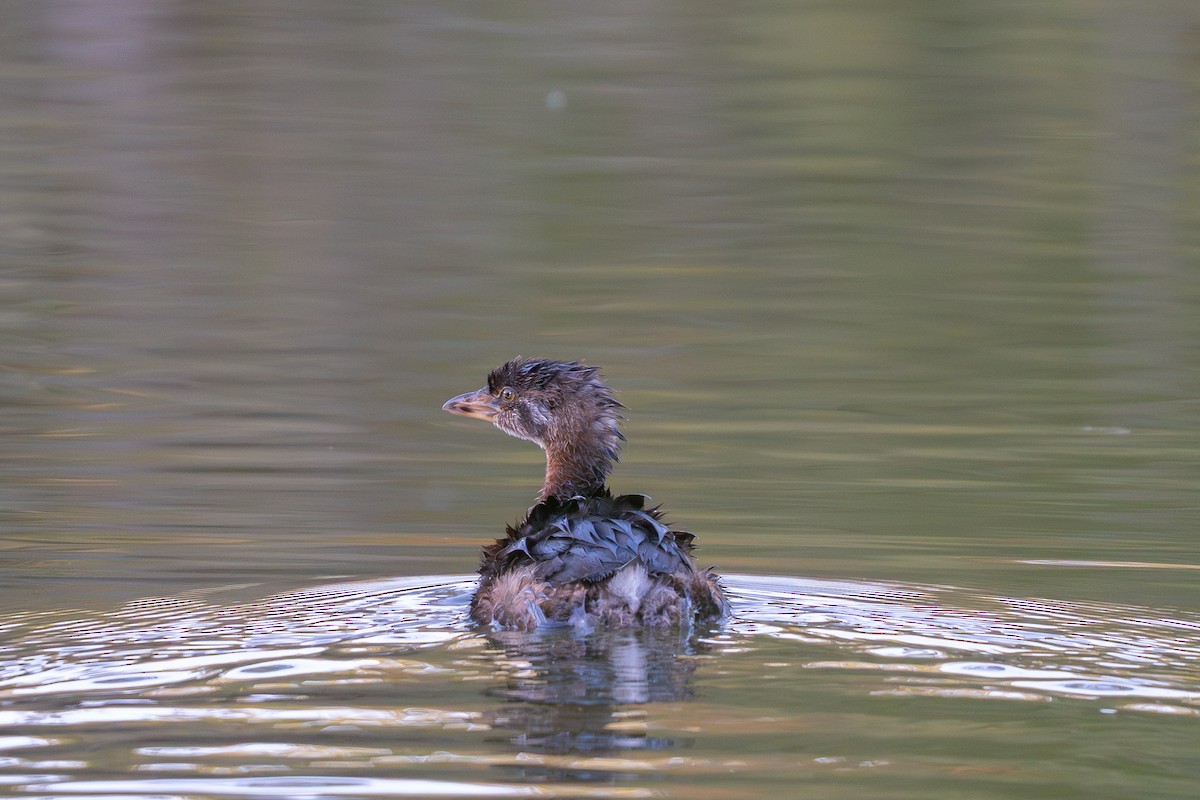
[500,387,516,402]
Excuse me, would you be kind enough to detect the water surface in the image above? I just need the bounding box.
[1,574,1198,798]
[1,2,1198,798]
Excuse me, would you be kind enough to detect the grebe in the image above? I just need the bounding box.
[443,357,727,630]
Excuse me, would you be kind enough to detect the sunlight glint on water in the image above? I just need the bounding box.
[0,575,1198,797]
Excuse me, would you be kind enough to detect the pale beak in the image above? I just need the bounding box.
[442,388,500,422]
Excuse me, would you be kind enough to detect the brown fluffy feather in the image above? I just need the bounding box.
[446,358,728,630]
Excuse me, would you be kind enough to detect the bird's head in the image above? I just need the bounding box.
[443,357,625,498]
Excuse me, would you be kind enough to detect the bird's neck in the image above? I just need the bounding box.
[539,437,615,501]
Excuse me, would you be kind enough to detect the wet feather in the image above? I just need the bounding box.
[447,358,729,630]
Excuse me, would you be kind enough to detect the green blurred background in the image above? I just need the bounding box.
[1,1,1196,614]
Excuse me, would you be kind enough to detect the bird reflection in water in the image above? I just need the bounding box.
[475,624,719,764]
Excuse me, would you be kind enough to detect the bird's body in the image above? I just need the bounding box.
[443,357,727,630]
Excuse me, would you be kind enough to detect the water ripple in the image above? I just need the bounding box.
[0,574,1195,799]
[24,775,653,797]
[0,573,1198,712]
[724,574,1200,705]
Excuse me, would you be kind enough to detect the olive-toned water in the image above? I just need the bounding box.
[1,3,1198,799]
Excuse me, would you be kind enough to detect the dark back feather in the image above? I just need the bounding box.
[479,493,697,585]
